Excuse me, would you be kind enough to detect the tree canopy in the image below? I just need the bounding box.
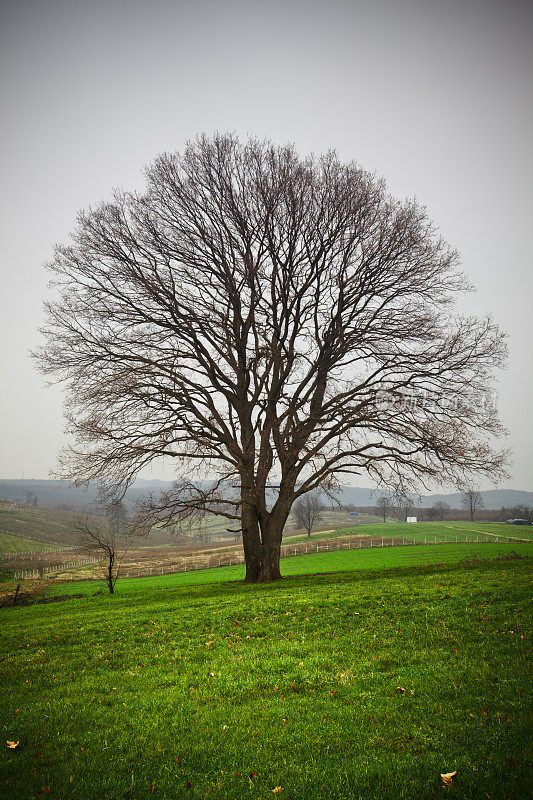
[36,134,507,581]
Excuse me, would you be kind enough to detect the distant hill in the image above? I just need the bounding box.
[421,489,533,510]
[339,487,533,510]
[0,478,531,512]
[0,480,99,509]
[0,478,180,509]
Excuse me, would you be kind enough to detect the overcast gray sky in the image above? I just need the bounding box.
[1,0,531,490]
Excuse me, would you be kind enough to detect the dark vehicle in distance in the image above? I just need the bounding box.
[506,519,532,525]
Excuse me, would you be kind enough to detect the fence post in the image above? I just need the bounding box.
[370,539,373,548]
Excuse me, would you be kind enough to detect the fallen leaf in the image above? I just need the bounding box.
[272,788,284,794]
[440,770,457,787]
[396,687,407,694]
[6,741,19,749]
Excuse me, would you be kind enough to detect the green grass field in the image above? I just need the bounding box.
[0,506,383,552]
[0,531,64,554]
[24,538,533,597]
[1,539,531,800]
[287,520,533,544]
[0,507,82,547]
[188,509,383,543]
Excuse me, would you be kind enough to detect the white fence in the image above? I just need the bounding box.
[11,533,524,581]
[4,546,76,559]
[119,533,519,580]
[13,558,100,580]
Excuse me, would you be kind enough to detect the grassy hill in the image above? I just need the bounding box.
[1,541,531,800]
[287,520,533,545]
[0,505,383,552]
[0,531,64,554]
[0,506,83,546]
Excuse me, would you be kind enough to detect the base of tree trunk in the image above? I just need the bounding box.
[242,518,285,583]
[244,560,283,583]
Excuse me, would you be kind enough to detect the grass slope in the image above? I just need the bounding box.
[1,548,531,800]
[288,521,533,544]
[0,507,81,547]
[0,532,63,554]
[23,539,532,597]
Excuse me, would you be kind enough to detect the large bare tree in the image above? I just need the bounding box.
[35,134,507,582]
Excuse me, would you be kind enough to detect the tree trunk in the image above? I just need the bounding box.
[107,557,115,593]
[243,533,283,582]
[241,503,286,583]
[241,502,263,583]
[307,529,311,539]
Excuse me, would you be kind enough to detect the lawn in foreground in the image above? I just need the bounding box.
[1,554,531,800]
[34,539,533,597]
